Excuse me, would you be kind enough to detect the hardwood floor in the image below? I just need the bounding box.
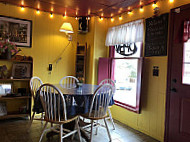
[0,118,159,142]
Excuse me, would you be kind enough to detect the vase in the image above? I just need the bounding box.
[6,51,12,60]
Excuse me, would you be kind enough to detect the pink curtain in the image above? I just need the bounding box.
[183,20,190,42]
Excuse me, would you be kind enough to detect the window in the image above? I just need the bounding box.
[182,39,190,85]
[112,42,143,113]
[105,19,144,113]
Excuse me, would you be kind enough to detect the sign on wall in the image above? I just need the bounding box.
[145,13,169,57]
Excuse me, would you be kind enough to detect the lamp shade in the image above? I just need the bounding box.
[59,22,74,34]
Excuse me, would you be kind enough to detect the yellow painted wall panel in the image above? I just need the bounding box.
[109,1,190,142]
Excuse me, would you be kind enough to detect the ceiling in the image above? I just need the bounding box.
[0,0,156,18]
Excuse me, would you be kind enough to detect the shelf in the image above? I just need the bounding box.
[76,72,84,75]
[0,78,30,81]
[76,54,85,56]
[0,96,31,100]
[0,112,29,119]
[76,63,84,65]
[0,59,32,63]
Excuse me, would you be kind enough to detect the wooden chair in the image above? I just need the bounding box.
[81,84,114,142]
[29,76,44,128]
[38,83,82,142]
[99,79,116,130]
[59,76,79,89]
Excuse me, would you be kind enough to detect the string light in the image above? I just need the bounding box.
[111,17,114,22]
[87,16,90,20]
[20,6,25,11]
[128,10,132,15]
[169,0,174,3]
[50,13,53,18]
[75,17,78,20]
[152,1,157,8]
[99,17,103,21]
[36,9,40,15]
[140,6,144,12]
[64,11,67,18]
[119,15,122,21]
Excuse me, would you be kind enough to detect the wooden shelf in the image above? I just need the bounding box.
[76,54,85,56]
[76,63,84,65]
[0,96,31,100]
[75,43,86,83]
[0,113,29,119]
[0,78,30,81]
[0,59,32,63]
[0,56,33,120]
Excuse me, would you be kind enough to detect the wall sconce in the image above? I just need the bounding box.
[59,22,74,41]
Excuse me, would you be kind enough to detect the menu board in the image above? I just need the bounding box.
[145,13,169,57]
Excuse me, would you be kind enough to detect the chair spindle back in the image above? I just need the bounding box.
[89,84,113,119]
[30,76,43,100]
[59,76,79,89]
[39,84,67,122]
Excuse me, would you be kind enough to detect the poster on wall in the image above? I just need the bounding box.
[0,15,32,47]
[145,13,169,57]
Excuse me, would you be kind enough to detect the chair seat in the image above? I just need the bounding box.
[44,115,79,124]
[81,111,108,120]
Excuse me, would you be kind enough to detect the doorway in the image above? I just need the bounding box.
[165,3,190,142]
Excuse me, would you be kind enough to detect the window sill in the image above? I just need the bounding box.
[114,100,140,113]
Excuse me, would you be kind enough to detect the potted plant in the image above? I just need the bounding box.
[0,40,20,59]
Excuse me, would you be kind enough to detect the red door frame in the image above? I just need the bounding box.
[165,3,190,142]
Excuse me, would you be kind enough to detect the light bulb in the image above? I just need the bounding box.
[119,16,122,21]
[140,6,144,12]
[169,0,174,3]
[20,6,24,11]
[152,1,157,8]
[111,18,114,22]
[50,13,53,18]
[36,9,40,15]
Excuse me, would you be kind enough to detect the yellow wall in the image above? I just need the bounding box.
[107,0,190,141]
[0,3,80,84]
[1,0,190,141]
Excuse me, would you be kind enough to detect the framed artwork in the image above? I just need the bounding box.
[12,63,32,79]
[0,15,32,47]
[0,83,12,96]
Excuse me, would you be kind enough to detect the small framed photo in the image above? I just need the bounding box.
[0,15,32,47]
[0,83,12,97]
[12,63,32,79]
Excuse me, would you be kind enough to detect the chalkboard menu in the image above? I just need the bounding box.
[145,13,169,57]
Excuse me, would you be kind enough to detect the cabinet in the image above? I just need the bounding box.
[75,43,87,83]
[0,57,33,119]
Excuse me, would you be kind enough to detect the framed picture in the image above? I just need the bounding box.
[0,15,32,47]
[0,83,12,96]
[12,63,32,79]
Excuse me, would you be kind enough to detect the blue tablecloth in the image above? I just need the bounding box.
[33,84,114,117]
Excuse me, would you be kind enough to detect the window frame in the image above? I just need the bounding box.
[111,46,143,113]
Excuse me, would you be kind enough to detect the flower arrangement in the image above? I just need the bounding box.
[0,40,20,55]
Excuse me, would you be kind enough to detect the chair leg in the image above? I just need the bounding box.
[75,118,82,142]
[108,108,115,130]
[41,113,44,125]
[90,120,94,142]
[28,112,35,132]
[39,122,48,142]
[95,120,99,135]
[104,118,112,142]
[60,124,63,142]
